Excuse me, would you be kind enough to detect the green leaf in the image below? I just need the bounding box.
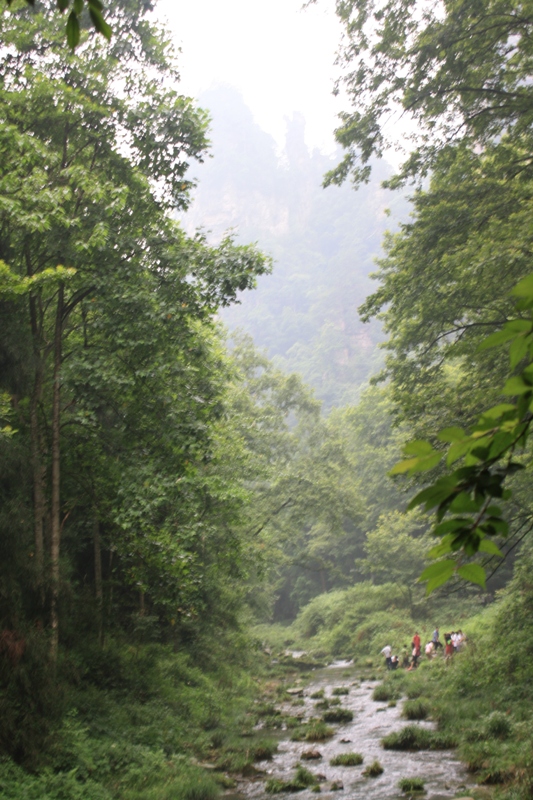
[434,518,469,536]
[457,563,486,588]
[509,334,530,369]
[88,6,112,39]
[389,458,419,475]
[403,440,435,456]
[478,327,518,351]
[446,439,472,466]
[449,492,481,514]
[73,0,83,14]
[479,403,516,421]
[419,559,455,595]
[502,376,532,395]
[428,535,454,559]
[478,539,503,557]
[437,427,465,443]
[408,477,457,511]
[408,452,442,474]
[66,10,80,48]
[512,273,533,301]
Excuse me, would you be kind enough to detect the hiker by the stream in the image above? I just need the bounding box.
[407,631,421,670]
[380,644,392,670]
[444,633,455,660]
[432,626,442,650]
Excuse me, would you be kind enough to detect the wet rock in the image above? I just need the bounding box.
[339,738,351,743]
[286,687,304,697]
[301,749,322,760]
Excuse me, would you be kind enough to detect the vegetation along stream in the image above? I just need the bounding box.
[231,660,469,800]
[3,3,533,800]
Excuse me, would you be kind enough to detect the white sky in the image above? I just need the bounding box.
[156,0,344,153]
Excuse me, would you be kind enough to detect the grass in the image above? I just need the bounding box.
[398,777,425,792]
[291,720,334,742]
[310,690,324,699]
[331,687,349,696]
[251,740,278,761]
[402,699,430,720]
[381,725,456,751]
[265,764,318,794]
[322,708,353,724]
[362,759,384,777]
[372,683,396,702]
[329,752,363,766]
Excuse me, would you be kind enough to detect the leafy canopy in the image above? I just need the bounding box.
[392,274,533,593]
[5,0,111,48]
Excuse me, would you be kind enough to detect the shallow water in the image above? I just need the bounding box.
[229,661,470,800]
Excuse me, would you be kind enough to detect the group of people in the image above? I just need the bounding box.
[381,627,467,671]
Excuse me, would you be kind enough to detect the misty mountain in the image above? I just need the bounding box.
[182,86,410,408]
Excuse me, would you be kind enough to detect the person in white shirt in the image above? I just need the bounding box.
[381,644,392,670]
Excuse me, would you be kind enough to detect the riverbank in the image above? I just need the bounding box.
[231,660,468,800]
[254,549,533,800]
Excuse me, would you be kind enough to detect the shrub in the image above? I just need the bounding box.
[329,752,363,766]
[362,759,384,777]
[398,777,425,792]
[322,709,353,724]
[402,699,430,721]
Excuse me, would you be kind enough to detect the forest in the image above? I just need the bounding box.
[1,1,533,799]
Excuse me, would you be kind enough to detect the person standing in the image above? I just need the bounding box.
[381,644,392,670]
[432,626,442,650]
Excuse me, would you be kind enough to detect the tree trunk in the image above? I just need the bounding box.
[93,516,103,644]
[29,291,46,602]
[50,286,64,662]
[30,371,45,601]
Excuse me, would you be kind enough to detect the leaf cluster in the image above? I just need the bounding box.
[392,274,533,592]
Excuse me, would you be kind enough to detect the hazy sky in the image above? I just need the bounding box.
[156,0,344,153]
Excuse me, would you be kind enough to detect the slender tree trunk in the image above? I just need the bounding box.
[30,371,45,600]
[29,290,46,602]
[50,286,64,662]
[93,516,103,644]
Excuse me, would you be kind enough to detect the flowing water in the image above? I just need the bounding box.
[228,660,470,800]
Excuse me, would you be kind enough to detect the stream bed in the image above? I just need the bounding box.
[229,660,471,800]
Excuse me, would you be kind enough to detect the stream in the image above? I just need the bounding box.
[229,660,470,800]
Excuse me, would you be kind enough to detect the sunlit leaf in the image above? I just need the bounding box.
[457,563,486,588]
[438,427,465,443]
[419,559,455,595]
[478,539,503,557]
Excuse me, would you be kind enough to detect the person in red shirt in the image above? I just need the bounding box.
[412,632,421,653]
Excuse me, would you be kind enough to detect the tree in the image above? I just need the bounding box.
[5,0,111,48]
[0,6,269,658]
[327,0,533,187]
[358,510,432,609]
[392,273,533,593]
[328,0,533,590]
